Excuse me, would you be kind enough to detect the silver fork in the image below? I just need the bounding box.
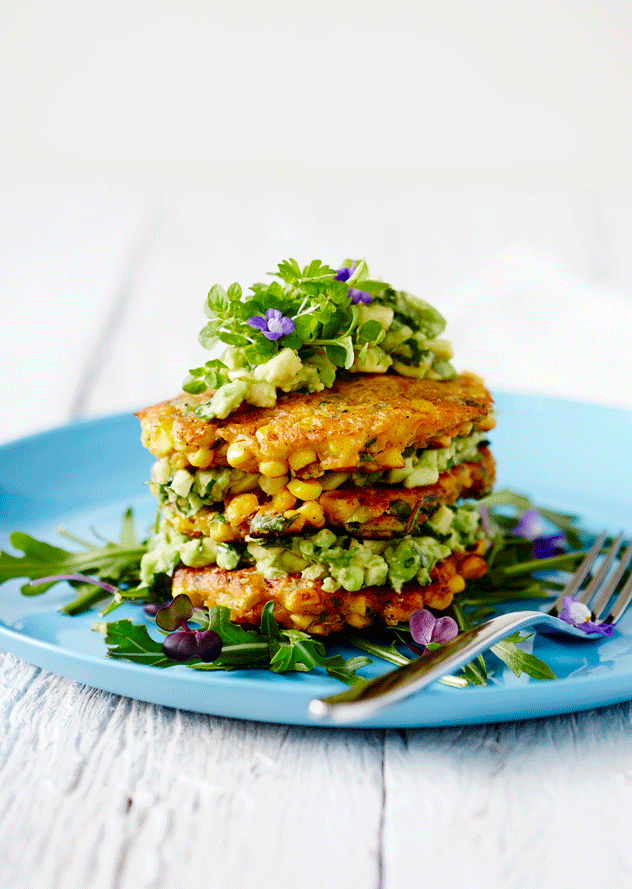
[309,532,632,723]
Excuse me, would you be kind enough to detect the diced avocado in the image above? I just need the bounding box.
[426,505,454,536]
[253,348,303,388]
[337,566,365,592]
[216,543,241,570]
[170,469,195,497]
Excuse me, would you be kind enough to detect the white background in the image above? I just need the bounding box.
[2,0,631,444]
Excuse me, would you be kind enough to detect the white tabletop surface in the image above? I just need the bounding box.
[1,168,632,889]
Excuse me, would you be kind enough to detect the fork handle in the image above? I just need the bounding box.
[309,610,559,723]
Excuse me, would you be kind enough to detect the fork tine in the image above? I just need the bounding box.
[550,531,607,614]
[583,532,625,618]
[600,540,632,625]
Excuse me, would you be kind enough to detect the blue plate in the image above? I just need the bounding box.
[1,393,631,728]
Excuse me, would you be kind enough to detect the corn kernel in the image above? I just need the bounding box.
[188,446,215,468]
[259,474,288,496]
[224,493,260,526]
[297,501,326,527]
[447,574,466,594]
[170,452,188,470]
[380,447,405,468]
[260,459,289,478]
[226,442,256,471]
[345,611,371,629]
[289,613,315,631]
[287,478,323,501]
[288,448,318,471]
[271,488,297,511]
[208,521,238,543]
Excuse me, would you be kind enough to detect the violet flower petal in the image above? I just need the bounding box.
[335,264,354,281]
[558,595,613,636]
[409,608,437,646]
[532,533,565,559]
[513,508,543,540]
[279,316,295,335]
[431,616,459,644]
[265,308,283,322]
[247,315,269,332]
[480,505,490,534]
[349,288,372,305]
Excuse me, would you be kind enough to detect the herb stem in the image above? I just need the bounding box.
[62,587,111,615]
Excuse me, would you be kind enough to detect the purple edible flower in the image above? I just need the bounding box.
[335,265,353,282]
[512,508,565,559]
[335,264,371,305]
[559,595,614,637]
[409,608,459,653]
[247,307,295,341]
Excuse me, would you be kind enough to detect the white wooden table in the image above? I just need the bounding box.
[2,168,632,889]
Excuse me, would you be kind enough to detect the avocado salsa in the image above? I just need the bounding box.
[140,501,484,595]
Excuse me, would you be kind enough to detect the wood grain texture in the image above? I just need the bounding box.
[0,651,384,889]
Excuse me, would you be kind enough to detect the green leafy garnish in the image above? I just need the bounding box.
[0,489,612,690]
[94,602,371,686]
[181,258,456,420]
[0,509,148,613]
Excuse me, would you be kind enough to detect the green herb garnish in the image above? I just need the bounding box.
[181,258,456,420]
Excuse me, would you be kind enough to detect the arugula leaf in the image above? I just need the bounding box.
[491,634,556,681]
[93,619,171,667]
[0,510,148,611]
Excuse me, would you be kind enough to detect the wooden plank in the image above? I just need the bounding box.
[0,651,384,889]
[383,709,632,889]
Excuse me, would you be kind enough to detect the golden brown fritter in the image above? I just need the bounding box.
[173,546,488,635]
[136,371,494,476]
[161,447,495,541]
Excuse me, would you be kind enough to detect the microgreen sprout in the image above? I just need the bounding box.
[155,594,223,662]
[29,573,120,595]
[181,258,456,418]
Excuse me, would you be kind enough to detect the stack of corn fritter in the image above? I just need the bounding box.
[136,261,496,635]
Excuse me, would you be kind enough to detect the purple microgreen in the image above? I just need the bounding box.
[559,596,614,637]
[162,629,223,663]
[247,307,295,341]
[409,608,459,653]
[155,594,194,632]
[29,574,119,595]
